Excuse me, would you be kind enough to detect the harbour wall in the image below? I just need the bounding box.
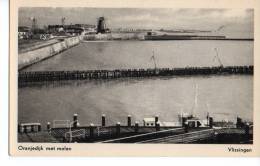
[18,36,83,70]
[19,65,253,82]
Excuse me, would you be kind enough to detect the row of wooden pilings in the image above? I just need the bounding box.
[53,114,160,131]
[46,113,211,135]
[18,66,253,82]
[18,113,213,134]
[18,114,160,134]
[18,114,251,136]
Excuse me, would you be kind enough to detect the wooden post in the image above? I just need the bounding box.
[184,123,189,133]
[155,115,159,124]
[236,117,242,128]
[18,124,21,133]
[116,122,120,136]
[90,123,94,139]
[102,114,106,127]
[31,125,34,132]
[127,115,131,127]
[182,117,187,127]
[245,123,250,138]
[209,117,213,128]
[38,125,41,132]
[134,121,139,133]
[73,114,78,128]
[156,122,160,131]
[47,122,51,131]
[24,125,28,133]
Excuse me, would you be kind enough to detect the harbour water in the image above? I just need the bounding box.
[19,40,253,126]
[22,40,253,71]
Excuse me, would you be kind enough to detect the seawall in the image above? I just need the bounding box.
[18,36,83,70]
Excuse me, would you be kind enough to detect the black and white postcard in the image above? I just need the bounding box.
[9,0,260,156]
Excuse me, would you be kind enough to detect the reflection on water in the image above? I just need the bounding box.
[18,75,253,126]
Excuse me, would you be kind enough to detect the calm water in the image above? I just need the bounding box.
[23,40,253,71]
[19,40,253,126]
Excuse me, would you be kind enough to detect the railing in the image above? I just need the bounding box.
[64,129,86,142]
[66,120,79,142]
[53,120,70,128]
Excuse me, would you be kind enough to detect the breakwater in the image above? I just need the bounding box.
[19,65,253,82]
[18,36,83,70]
[144,35,254,41]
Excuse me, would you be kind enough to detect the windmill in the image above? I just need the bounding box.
[96,16,107,33]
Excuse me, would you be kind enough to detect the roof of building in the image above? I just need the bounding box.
[143,118,156,122]
[18,26,30,32]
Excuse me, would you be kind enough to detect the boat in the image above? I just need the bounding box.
[143,84,211,128]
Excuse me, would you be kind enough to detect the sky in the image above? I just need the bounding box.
[19,8,253,34]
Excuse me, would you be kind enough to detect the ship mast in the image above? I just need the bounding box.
[214,48,224,67]
[191,84,198,117]
[151,50,157,70]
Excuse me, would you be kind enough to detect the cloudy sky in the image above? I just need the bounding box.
[19,8,253,33]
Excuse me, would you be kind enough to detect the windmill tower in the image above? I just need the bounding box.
[96,16,106,33]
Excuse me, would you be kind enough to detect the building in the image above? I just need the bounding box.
[48,24,96,36]
[65,25,84,36]
[143,118,159,126]
[96,17,110,34]
[48,25,65,34]
[18,26,31,39]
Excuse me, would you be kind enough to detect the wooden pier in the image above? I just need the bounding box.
[18,114,253,143]
[19,65,253,82]
[18,124,252,143]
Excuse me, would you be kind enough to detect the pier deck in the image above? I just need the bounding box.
[18,126,252,143]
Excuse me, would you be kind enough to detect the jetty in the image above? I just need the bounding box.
[19,65,253,82]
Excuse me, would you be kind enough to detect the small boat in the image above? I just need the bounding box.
[143,84,211,128]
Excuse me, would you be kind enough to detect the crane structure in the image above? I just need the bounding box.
[213,48,224,68]
[190,84,199,117]
[61,17,66,26]
[29,17,37,32]
[150,50,157,69]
